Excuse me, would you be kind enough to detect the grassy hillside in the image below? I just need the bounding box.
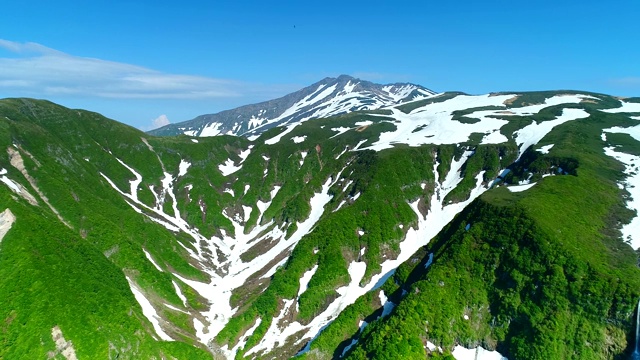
[0,91,639,360]
[319,107,640,360]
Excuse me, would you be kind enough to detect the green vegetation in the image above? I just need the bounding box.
[0,99,213,359]
[335,109,640,360]
[1,91,639,360]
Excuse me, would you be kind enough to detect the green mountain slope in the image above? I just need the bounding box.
[0,90,638,360]
[300,100,640,360]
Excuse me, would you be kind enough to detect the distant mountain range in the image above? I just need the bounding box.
[148,74,435,138]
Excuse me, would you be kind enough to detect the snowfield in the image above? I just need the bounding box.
[362,94,593,152]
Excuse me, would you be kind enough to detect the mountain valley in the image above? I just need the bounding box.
[1,77,640,359]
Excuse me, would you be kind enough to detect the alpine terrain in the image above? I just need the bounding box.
[148,75,435,138]
[1,76,640,360]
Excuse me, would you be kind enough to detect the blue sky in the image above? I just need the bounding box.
[1,0,639,129]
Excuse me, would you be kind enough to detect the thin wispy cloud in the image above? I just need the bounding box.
[609,77,640,87]
[0,39,245,99]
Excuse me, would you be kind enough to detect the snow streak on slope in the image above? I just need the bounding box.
[264,122,303,145]
[603,141,640,249]
[126,276,174,341]
[512,108,589,160]
[101,156,228,264]
[143,248,163,272]
[172,281,188,307]
[247,154,492,358]
[0,168,19,193]
[298,265,318,298]
[252,80,431,138]
[219,318,263,359]
[0,168,38,205]
[176,173,344,348]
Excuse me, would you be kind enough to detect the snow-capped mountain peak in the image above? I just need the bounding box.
[148,75,435,138]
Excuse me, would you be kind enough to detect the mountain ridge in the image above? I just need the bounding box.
[148,74,435,138]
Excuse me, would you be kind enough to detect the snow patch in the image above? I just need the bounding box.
[219,159,242,176]
[363,93,592,152]
[200,122,223,137]
[292,136,307,143]
[330,127,351,138]
[178,159,191,177]
[507,183,537,192]
[452,345,507,360]
[355,120,373,127]
[536,144,554,154]
[426,341,442,353]
[265,123,302,145]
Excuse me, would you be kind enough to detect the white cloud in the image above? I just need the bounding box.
[0,39,244,99]
[151,114,170,129]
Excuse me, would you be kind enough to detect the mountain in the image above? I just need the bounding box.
[148,74,435,138]
[1,89,640,360]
